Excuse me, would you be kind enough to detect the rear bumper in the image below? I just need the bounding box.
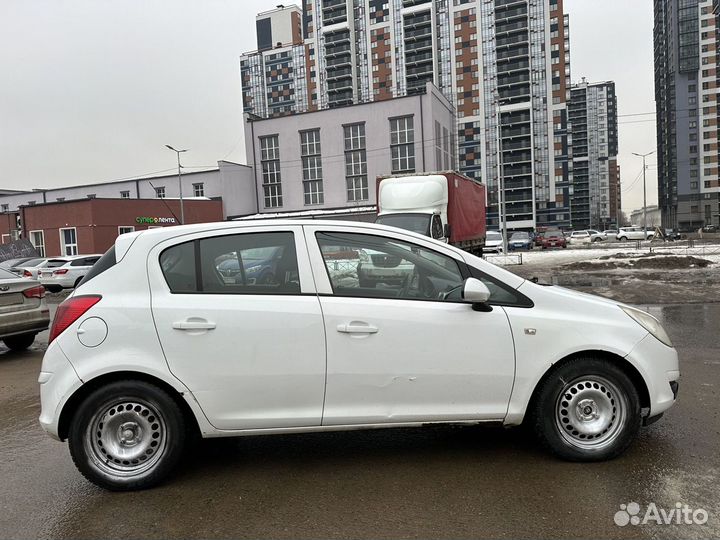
[0,308,50,339]
[39,343,83,441]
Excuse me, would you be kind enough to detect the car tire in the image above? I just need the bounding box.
[3,333,36,351]
[68,380,187,491]
[619,236,628,242]
[529,357,641,462]
[46,285,62,293]
[73,277,84,289]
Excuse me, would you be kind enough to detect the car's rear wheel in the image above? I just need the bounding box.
[3,333,36,351]
[73,276,84,288]
[530,357,641,461]
[619,236,628,242]
[68,380,186,491]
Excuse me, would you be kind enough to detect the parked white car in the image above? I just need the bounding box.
[0,267,50,351]
[483,231,504,253]
[39,221,679,490]
[616,227,653,242]
[17,258,54,279]
[38,255,101,292]
[568,230,592,244]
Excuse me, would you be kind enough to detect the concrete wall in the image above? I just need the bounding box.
[244,82,456,214]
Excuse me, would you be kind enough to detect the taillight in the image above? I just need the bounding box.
[23,270,32,278]
[48,295,101,344]
[22,285,46,299]
[54,269,69,275]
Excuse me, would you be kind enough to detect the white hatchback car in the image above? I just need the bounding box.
[39,221,680,490]
[616,227,653,242]
[38,255,101,292]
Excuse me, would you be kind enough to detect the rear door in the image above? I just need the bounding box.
[148,226,327,431]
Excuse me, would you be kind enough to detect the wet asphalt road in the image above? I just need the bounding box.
[0,303,718,539]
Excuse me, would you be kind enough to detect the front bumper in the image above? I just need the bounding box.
[625,333,680,418]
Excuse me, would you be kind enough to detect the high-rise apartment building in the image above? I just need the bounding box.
[568,80,621,229]
[240,0,573,230]
[654,0,719,230]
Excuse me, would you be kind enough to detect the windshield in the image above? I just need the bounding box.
[375,214,431,236]
[510,232,529,240]
[487,231,502,241]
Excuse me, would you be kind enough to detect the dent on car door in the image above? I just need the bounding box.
[305,227,516,426]
[149,227,326,430]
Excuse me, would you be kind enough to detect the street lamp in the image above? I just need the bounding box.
[165,145,188,225]
[632,151,655,236]
[495,94,509,254]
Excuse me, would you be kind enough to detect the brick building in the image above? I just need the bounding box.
[0,198,223,257]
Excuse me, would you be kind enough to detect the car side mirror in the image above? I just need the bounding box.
[461,278,492,311]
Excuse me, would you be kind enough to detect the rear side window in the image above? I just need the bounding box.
[160,232,300,295]
[78,247,116,286]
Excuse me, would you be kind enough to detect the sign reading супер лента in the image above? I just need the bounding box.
[135,217,176,225]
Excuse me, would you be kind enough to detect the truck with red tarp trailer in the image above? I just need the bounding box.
[374,172,486,254]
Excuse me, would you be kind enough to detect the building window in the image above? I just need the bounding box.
[59,227,78,256]
[300,129,324,205]
[390,116,415,173]
[87,194,96,199]
[344,123,368,202]
[120,191,130,199]
[30,230,45,257]
[118,226,135,236]
[260,135,282,208]
[193,183,204,197]
[0,204,8,212]
[155,187,166,198]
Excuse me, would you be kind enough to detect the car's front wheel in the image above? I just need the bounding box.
[68,380,186,491]
[3,333,36,351]
[530,357,641,461]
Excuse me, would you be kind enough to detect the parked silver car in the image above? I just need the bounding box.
[0,267,50,351]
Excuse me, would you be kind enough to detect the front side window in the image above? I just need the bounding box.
[160,232,300,295]
[300,129,324,205]
[390,116,415,173]
[316,232,463,301]
[260,135,282,208]
[60,228,78,256]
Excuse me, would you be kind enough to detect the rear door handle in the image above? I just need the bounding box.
[173,320,216,331]
[337,323,378,334]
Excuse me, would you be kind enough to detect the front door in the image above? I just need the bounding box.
[305,226,516,425]
[149,226,326,430]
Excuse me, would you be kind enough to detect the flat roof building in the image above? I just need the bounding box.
[244,82,457,216]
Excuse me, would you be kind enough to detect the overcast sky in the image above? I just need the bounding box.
[0,0,656,213]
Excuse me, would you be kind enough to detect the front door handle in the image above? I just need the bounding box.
[337,323,378,334]
[173,319,216,331]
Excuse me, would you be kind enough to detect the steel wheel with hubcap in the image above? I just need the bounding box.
[531,357,641,461]
[69,380,186,490]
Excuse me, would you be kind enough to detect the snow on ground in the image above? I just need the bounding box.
[487,243,720,269]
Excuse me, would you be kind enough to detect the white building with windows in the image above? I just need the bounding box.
[0,160,256,220]
[243,82,456,216]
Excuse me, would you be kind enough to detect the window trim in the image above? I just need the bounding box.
[29,230,45,257]
[59,227,78,256]
[159,231,304,296]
